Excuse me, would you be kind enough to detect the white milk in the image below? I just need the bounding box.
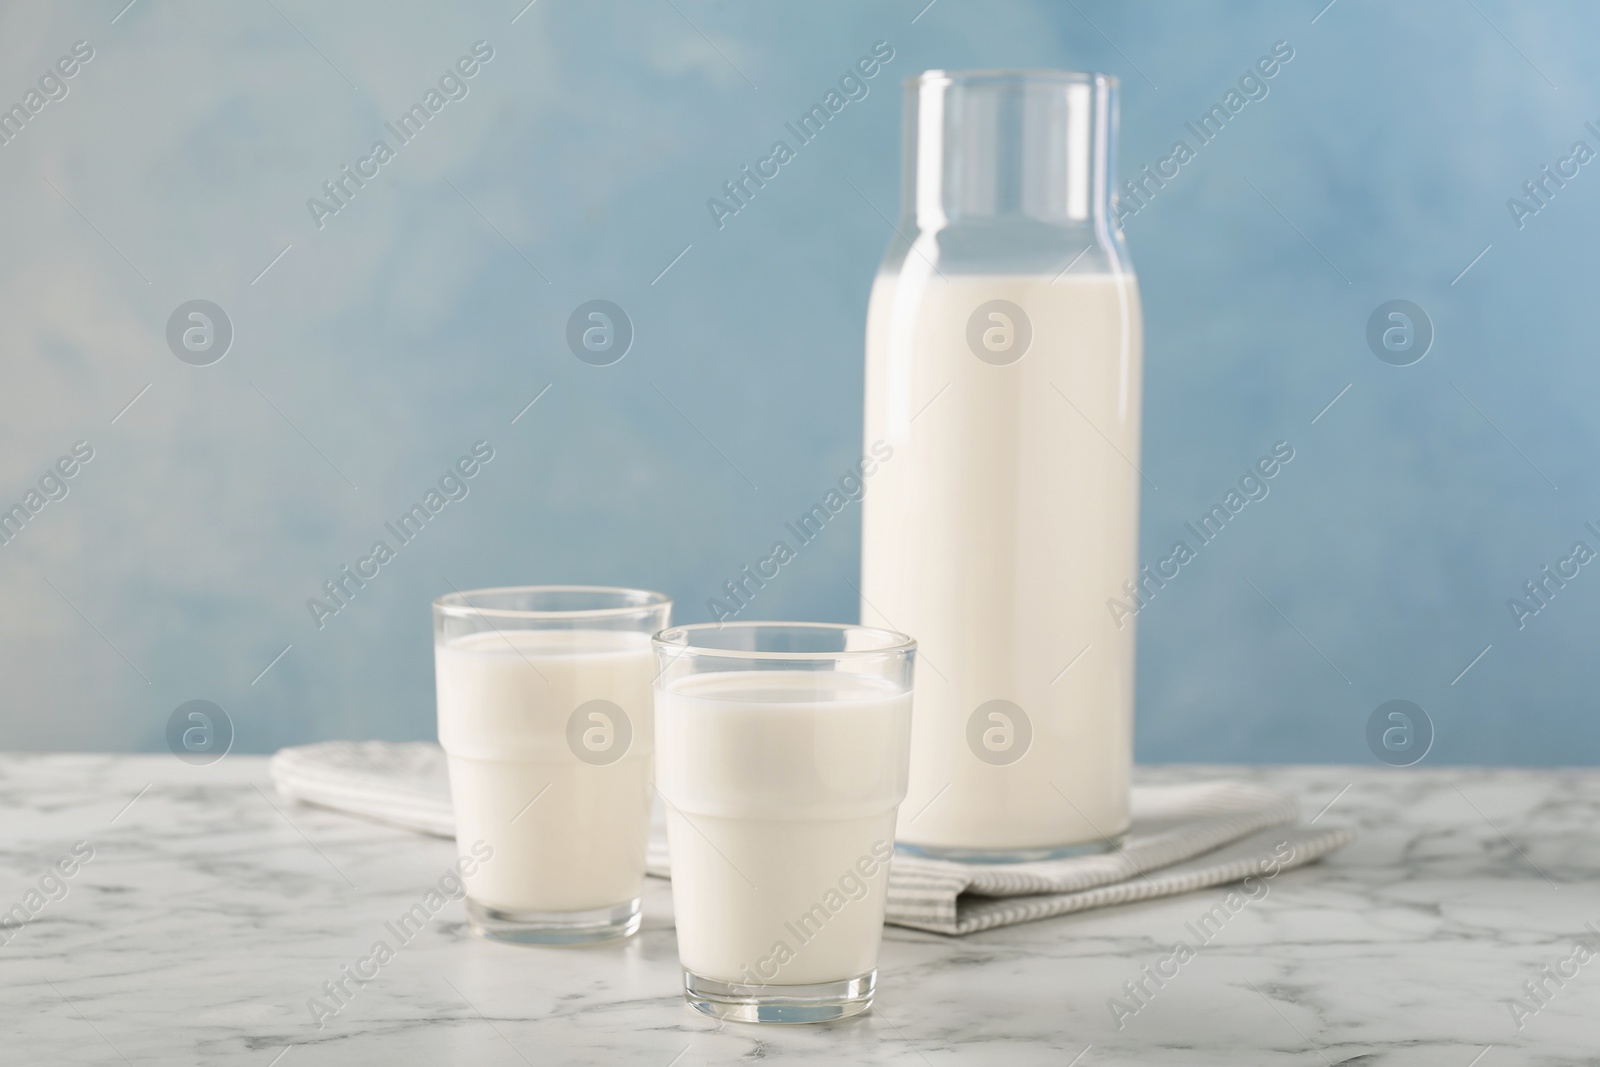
[435,628,654,913]
[656,670,911,986]
[862,272,1143,853]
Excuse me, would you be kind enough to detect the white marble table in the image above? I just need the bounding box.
[3,756,1596,1065]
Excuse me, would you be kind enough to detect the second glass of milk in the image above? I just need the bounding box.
[654,622,915,1023]
[434,586,670,944]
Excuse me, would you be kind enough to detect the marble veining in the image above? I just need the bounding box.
[2,755,1596,1065]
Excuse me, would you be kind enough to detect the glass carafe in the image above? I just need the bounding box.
[861,70,1142,860]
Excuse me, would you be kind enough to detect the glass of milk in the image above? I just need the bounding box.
[433,585,670,944]
[653,622,915,1023]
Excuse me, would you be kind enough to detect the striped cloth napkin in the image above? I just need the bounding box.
[269,741,1353,936]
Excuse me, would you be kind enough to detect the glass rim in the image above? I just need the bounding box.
[433,584,671,621]
[652,621,916,662]
[909,68,1118,90]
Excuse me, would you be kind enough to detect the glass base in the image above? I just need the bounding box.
[683,969,875,1024]
[465,896,641,945]
[895,838,1121,863]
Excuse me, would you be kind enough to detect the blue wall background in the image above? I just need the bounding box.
[2,0,1597,765]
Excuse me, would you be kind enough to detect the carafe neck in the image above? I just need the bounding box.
[904,70,1119,232]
